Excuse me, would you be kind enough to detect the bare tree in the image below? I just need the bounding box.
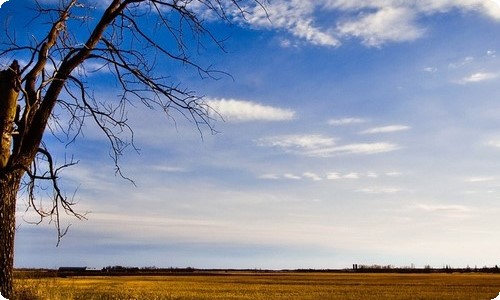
[0,0,265,297]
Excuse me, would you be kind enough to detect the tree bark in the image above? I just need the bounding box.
[0,173,22,298]
[0,61,19,169]
[0,61,21,298]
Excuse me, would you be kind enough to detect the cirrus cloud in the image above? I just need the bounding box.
[257,134,400,157]
[237,0,500,47]
[241,0,340,47]
[337,6,425,47]
[458,72,498,84]
[328,117,367,126]
[206,98,295,122]
[360,125,411,134]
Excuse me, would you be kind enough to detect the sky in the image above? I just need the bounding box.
[3,0,500,270]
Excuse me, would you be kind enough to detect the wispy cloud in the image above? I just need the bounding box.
[458,72,498,84]
[303,172,323,181]
[242,0,340,47]
[329,143,401,155]
[259,172,320,181]
[449,56,475,68]
[257,134,336,150]
[327,171,402,180]
[152,165,188,173]
[423,66,438,73]
[487,139,500,148]
[206,98,295,122]
[257,134,401,157]
[237,0,500,47]
[326,172,342,180]
[261,171,402,181]
[284,173,302,180]
[258,173,281,180]
[337,6,425,47]
[467,177,496,183]
[414,204,470,213]
[327,117,367,126]
[342,172,360,179]
[360,125,411,134]
[358,187,402,194]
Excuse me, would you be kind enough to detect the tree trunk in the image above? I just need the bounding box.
[0,61,21,298]
[0,173,21,298]
[0,61,19,170]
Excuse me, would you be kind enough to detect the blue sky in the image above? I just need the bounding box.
[4,0,500,269]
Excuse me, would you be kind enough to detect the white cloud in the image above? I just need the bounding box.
[329,142,401,155]
[261,170,392,181]
[258,134,400,156]
[487,140,500,148]
[459,72,498,83]
[343,172,360,179]
[326,171,400,180]
[325,172,359,180]
[467,177,495,182]
[259,173,280,180]
[337,6,425,47]
[360,125,411,134]
[423,67,438,73]
[242,0,340,47]
[284,173,302,180]
[152,166,188,173]
[206,98,295,122]
[449,56,475,69]
[257,134,336,150]
[303,172,323,181]
[238,0,500,47]
[293,19,340,47]
[259,172,322,181]
[327,117,367,126]
[326,172,341,180]
[481,0,500,19]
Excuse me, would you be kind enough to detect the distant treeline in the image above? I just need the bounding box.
[346,264,500,274]
[13,264,500,278]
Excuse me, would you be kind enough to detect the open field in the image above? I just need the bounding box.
[12,272,500,300]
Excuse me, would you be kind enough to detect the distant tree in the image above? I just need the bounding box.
[0,0,265,297]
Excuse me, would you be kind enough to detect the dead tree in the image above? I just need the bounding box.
[0,0,266,297]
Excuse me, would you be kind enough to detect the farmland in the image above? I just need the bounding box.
[12,271,500,299]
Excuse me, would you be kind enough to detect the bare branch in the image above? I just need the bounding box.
[20,144,85,245]
[0,0,267,244]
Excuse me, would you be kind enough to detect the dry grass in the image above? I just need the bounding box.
[12,272,500,299]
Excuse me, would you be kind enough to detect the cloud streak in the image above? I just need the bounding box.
[328,117,367,126]
[257,134,401,157]
[459,72,498,84]
[260,171,404,181]
[413,204,471,214]
[360,125,411,134]
[206,98,295,122]
[358,187,403,194]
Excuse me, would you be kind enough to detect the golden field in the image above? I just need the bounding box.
[12,272,500,300]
